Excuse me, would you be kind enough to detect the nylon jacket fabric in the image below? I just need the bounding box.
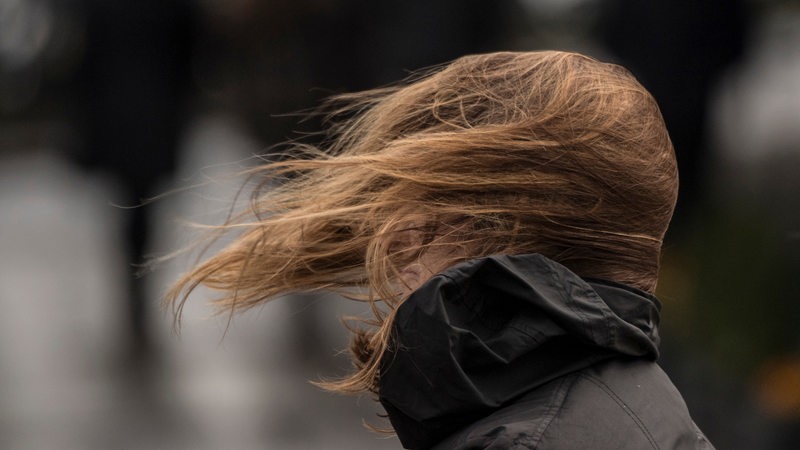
[378,254,711,449]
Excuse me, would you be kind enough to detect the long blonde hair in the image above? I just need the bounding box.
[166,51,678,395]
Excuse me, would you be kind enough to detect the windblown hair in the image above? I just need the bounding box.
[166,51,678,395]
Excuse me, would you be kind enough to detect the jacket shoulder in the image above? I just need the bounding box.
[540,358,712,449]
[435,359,713,450]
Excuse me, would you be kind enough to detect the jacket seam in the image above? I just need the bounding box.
[580,373,660,450]
[529,373,580,449]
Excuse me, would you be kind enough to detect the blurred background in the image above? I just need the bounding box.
[1,0,799,448]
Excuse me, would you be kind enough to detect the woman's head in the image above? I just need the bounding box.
[168,50,677,393]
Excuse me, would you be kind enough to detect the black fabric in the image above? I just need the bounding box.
[377,254,686,449]
[432,358,712,450]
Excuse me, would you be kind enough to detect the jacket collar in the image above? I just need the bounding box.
[378,254,661,449]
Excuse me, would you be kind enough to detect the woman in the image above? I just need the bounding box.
[167,51,712,449]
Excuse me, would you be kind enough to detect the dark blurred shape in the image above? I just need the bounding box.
[597,0,748,227]
[193,0,525,147]
[72,0,197,367]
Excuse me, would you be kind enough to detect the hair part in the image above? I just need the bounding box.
[166,51,677,398]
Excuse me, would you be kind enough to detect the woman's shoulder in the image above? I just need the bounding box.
[434,358,712,450]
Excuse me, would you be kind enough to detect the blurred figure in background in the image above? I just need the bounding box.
[71,0,197,366]
[597,0,748,226]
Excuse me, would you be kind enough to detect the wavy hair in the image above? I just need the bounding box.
[166,51,678,396]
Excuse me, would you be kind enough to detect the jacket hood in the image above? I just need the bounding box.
[378,253,661,450]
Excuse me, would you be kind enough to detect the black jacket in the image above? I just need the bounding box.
[378,254,712,449]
